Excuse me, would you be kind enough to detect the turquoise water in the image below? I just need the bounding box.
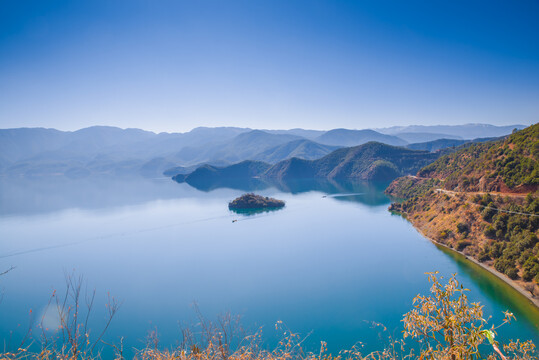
[0,176,537,357]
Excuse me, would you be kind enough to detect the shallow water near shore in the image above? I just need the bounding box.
[0,176,538,358]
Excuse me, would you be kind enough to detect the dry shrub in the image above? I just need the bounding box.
[0,273,536,360]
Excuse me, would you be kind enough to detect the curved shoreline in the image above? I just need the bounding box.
[414,227,539,310]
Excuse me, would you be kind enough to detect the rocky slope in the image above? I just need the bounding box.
[386,124,539,297]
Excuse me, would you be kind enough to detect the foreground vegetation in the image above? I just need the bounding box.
[0,273,536,360]
[387,124,539,296]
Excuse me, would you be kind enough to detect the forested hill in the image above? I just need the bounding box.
[386,124,539,296]
[264,141,438,181]
[173,141,440,187]
[417,123,538,192]
[173,160,271,184]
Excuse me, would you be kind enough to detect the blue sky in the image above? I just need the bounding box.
[0,0,538,132]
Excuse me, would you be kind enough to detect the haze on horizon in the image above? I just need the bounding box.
[1,0,538,133]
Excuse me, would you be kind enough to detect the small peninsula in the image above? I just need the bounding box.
[228,193,285,210]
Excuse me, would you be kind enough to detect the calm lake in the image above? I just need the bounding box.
[0,176,538,357]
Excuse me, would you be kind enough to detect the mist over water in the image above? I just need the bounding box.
[0,176,537,358]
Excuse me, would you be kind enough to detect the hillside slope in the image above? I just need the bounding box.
[252,139,340,163]
[378,123,526,139]
[396,132,462,143]
[264,142,438,181]
[417,125,538,192]
[174,130,302,165]
[172,160,272,191]
[173,142,440,186]
[0,126,251,177]
[315,129,406,147]
[386,124,539,297]
[406,138,469,152]
[405,137,502,153]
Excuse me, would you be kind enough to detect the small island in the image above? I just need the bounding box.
[228,193,285,210]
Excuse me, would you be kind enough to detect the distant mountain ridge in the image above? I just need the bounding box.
[174,142,441,189]
[265,142,438,181]
[251,139,341,163]
[396,132,462,144]
[0,124,523,178]
[377,123,526,140]
[174,130,303,165]
[315,129,406,147]
[176,160,271,183]
[405,136,501,153]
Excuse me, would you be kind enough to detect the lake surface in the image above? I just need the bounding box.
[0,176,538,358]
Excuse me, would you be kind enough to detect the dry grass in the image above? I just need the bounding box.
[0,274,536,360]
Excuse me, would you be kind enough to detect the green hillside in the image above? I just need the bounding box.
[252,139,340,163]
[264,141,438,181]
[173,142,440,185]
[386,124,539,292]
[418,124,538,192]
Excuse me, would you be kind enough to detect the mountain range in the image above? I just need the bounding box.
[376,123,526,139]
[173,142,441,191]
[0,123,525,178]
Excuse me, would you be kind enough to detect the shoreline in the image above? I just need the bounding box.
[412,226,539,310]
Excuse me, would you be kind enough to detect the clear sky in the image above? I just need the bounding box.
[1,0,538,132]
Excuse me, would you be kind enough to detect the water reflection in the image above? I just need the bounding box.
[0,175,185,217]
[1,175,538,358]
[184,176,270,192]
[0,176,392,217]
[229,206,285,216]
[184,176,392,207]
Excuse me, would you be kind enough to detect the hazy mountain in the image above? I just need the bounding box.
[0,126,249,161]
[315,129,407,147]
[395,132,462,143]
[67,126,155,152]
[173,130,302,165]
[264,128,325,139]
[377,123,526,139]
[1,126,297,177]
[406,136,502,152]
[172,126,250,146]
[1,124,520,178]
[0,126,254,177]
[174,142,440,186]
[264,142,437,181]
[406,139,469,152]
[252,139,340,163]
[0,127,70,161]
[101,126,250,159]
